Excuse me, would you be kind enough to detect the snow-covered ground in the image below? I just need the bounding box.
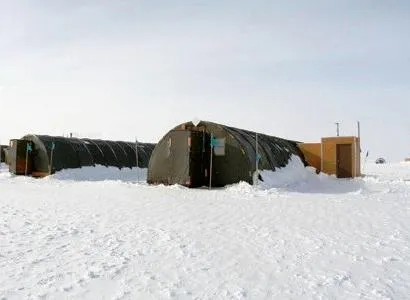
[1,159,410,299]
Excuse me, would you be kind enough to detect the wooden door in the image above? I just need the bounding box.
[336,144,352,178]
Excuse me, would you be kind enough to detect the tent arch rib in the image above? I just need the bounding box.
[21,135,155,175]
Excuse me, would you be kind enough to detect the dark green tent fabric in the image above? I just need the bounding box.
[23,135,155,174]
[147,121,306,187]
[0,145,7,163]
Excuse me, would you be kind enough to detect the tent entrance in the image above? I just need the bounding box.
[8,139,33,175]
[168,130,210,187]
[189,130,211,187]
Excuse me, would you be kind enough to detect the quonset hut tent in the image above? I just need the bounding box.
[147,121,306,187]
[12,135,155,177]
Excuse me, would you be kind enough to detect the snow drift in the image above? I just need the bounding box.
[1,161,410,299]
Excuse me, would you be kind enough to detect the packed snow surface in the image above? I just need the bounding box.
[1,159,410,299]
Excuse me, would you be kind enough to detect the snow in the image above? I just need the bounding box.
[1,160,410,299]
[49,166,147,183]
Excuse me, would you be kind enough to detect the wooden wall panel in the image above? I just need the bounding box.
[299,137,361,178]
[298,143,321,172]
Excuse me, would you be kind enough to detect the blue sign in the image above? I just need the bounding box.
[257,154,262,161]
[210,137,218,147]
[26,143,32,152]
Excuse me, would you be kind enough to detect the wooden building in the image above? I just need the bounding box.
[298,136,361,178]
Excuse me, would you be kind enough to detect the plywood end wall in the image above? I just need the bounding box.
[322,137,361,177]
[297,143,321,172]
[298,136,361,177]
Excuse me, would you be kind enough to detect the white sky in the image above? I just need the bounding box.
[0,1,409,161]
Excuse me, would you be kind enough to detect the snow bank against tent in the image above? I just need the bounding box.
[0,164,147,183]
[254,156,364,194]
[259,156,319,188]
[0,164,11,178]
[49,165,147,182]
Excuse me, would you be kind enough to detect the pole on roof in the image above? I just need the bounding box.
[335,122,340,136]
[49,142,55,175]
[209,133,214,189]
[25,144,29,176]
[357,121,361,176]
[135,138,139,182]
[255,133,259,186]
[25,142,32,176]
[320,140,324,173]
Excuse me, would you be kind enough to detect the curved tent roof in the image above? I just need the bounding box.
[23,135,155,175]
[147,121,306,187]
